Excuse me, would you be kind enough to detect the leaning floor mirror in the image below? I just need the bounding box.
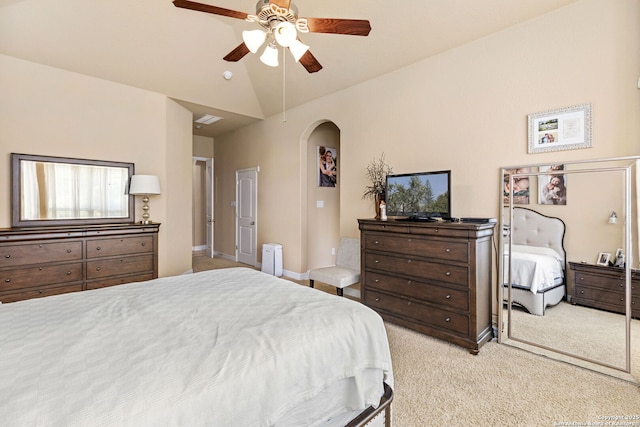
[498,157,639,383]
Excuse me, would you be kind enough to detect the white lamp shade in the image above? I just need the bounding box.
[242,29,267,53]
[129,175,161,195]
[274,22,297,47]
[288,39,309,62]
[260,43,279,67]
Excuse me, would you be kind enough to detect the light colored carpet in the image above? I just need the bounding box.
[192,254,640,426]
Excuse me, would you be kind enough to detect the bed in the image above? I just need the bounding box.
[503,207,566,316]
[0,267,393,426]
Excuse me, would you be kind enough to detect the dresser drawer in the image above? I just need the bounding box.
[0,283,83,303]
[365,289,469,335]
[574,272,625,291]
[86,236,154,258]
[365,271,468,311]
[0,241,83,268]
[86,254,154,279]
[574,285,626,308]
[86,273,154,290]
[0,263,83,291]
[364,252,468,287]
[364,234,468,262]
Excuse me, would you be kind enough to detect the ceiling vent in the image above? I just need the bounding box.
[195,114,223,125]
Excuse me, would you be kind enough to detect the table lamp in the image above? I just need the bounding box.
[129,175,161,224]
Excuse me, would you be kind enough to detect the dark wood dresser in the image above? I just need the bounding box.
[569,261,639,318]
[358,218,495,354]
[0,223,159,303]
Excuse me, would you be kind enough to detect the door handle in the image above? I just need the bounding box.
[251,221,255,225]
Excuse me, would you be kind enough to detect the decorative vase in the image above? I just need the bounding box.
[374,193,385,219]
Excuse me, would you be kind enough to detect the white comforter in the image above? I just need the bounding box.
[0,267,393,426]
[506,245,564,294]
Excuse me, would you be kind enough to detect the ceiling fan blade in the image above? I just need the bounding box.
[223,43,250,62]
[304,17,371,36]
[173,0,248,20]
[299,50,323,73]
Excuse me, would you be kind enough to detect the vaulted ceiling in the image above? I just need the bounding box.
[0,0,580,137]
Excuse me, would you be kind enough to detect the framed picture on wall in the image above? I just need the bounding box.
[503,168,531,205]
[318,146,337,187]
[538,164,567,205]
[528,103,592,154]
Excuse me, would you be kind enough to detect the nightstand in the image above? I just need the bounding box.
[568,261,639,317]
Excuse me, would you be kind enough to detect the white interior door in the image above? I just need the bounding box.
[206,158,214,258]
[236,168,258,266]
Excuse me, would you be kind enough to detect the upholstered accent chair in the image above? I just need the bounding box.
[308,237,360,296]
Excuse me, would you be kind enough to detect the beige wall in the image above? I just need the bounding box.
[213,0,640,276]
[0,54,193,277]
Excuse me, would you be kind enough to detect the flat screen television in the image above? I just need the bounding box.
[385,170,451,220]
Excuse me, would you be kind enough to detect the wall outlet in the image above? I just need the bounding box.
[331,248,336,255]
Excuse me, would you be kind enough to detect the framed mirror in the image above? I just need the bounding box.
[11,153,135,227]
[498,157,639,383]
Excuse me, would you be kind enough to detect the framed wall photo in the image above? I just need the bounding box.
[317,146,337,187]
[528,103,592,154]
[538,164,566,205]
[503,168,531,205]
[596,252,611,266]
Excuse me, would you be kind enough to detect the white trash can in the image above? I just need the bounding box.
[261,243,283,277]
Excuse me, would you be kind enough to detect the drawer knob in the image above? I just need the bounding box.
[375,259,380,263]
[620,298,624,302]
[445,248,451,253]
[38,290,43,294]
[66,271,72,275]
[445,317,451,322]
[407,260,412,264]
[96,247,101,251]
[375,297,380,302]
[96,267,102,271]
[407,301,411,306]
[445,271,451,276]
[580,290,585,294]
[38,244,43,248]
[4,254,10,259]
[67,249,72,253]
[4,278,10,283]
[445,294,451,299]
[374,240,380,245]
[374,279,380,283]
[141,242,146,247]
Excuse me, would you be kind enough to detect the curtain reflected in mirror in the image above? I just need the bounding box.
[11,154,134,227]
[20,161,129,220]
[499,157,639,383]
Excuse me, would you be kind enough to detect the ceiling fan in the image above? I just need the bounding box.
[173,0,372,73]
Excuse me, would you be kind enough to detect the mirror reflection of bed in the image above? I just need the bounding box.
[499,158,639,383]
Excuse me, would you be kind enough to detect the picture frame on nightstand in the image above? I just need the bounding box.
[613,248,625,267]
[596,252,611,266]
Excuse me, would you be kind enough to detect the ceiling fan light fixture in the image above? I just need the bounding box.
[242,29,267,53]
[274,21,297,47]
[260,42,279,67]
[288,39,309,62]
